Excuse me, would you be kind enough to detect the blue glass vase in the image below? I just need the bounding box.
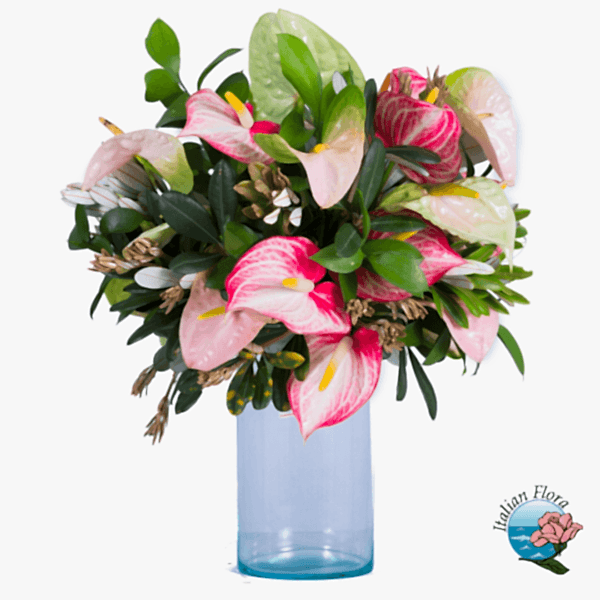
[236,400,374,579]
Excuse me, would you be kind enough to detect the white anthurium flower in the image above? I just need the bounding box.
[134,266,198,291]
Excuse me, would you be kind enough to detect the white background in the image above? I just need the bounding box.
[2,1,598,598]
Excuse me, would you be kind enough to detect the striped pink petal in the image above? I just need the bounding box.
[180,272,269,371]
[226,236,351,335]
[178,89,276,164]
[356,218,466,302]
[288,327,382,441]
[375,92,462,184]
[82,130,192,193]
[388,67,427,97]
[439,299,499,363]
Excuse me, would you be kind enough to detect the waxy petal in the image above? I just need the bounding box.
[356,218,466,302]
[402,177,516,265]
[388,67,427,98]
[289,129,364,208]
[180,272,268,371]
[82,130,193,193]
[440,299,499,363]
[288,328,382,440]
[179,89,275,164]
[446,68,517,185]
[134,266,180,289]
[226,237,350,335]
[375,92,462,184]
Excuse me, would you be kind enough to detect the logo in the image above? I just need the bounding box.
[493,485,583,574]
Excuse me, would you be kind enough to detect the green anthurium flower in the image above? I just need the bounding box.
[249,9,365,122]
[400,178,516,266]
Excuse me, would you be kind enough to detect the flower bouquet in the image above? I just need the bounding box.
[62,10,529,444]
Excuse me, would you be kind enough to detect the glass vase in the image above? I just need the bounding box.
[236,400,374,580]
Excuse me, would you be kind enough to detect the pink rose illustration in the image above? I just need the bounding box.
[530,512,583,547]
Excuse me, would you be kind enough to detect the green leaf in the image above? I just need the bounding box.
[277,33,322,122]
[169,252,220,275]
[127,309,181,346]
[369,214,425,233]
[100,207,145,235]
[284,335,310,381]
[496,287,530,305]
[75,204,90,239]
[272,367,291,411]
[464,243,497,262]
[175,388,202,414]
[155,93,189,128]
[110,290,161,313]
[197,47,242,90]
[158,192,220,245]
[321,83,366,144]
[378,182,426,212]
[423,328,451,365]
[365,252,428,297]
[407,348,437,419]
[205,256,237,290]
[153,345,171,371]
[363,79,377,138]
[357,138,386,210]
[396,348,407,400]
[265,351,305,370]
[519,557,569,575]
[434,286,469,328]
[450,286,490,317]
[403,321,424,346]
[460,139,475,177]
[514,208,531,221]
[90,275,111,319]
[334,223,362,258]
[88,235,113,254]
[144,69,181,103]
[224,222,261,257]
[208,159,238,234]
[354,189,370,242]
[253,133,300,164]
[386,146,441,165]
[310,244,364,273]
[497,325,525,375]
[145,19,180,78]
[495,265,533,281]
[227,362,253,415]
[477,292,509,315]
[252,360,274,410]
[215,71,249,103]
[338,271,358,303]
[279,104,314,149]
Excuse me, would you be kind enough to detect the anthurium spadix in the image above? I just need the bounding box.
[226,236,351,335]
[356,217,467,302]
[445,68,517,186]
[287,328,382,441]
[82,129,193,194]
[178,89,280,164]
[398,178,516,266]
[254,85,366,208]
[179,271,269,372]
[438,300,499,363]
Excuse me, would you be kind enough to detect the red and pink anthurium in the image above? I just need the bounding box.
[226,236,351,335]
[178,89,280,164]
[356,214,467,302]
[287,327,382,441]
[375,67,462,185]
[179,271,270,371]
[439,299,499,363]
[82,128,193,194]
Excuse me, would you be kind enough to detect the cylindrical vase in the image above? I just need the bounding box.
[236,401,374,579]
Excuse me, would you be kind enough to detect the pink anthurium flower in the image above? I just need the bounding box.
[445,68,517,186]
[226,236,351,335]
[438,298,499,363]
[254,84,366,209]
[287,327,382,441]
[82,129,193,193]
[179,271,270,372]
[375,67,462,184]
[178,89,280,164]
[356,213,467,302]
